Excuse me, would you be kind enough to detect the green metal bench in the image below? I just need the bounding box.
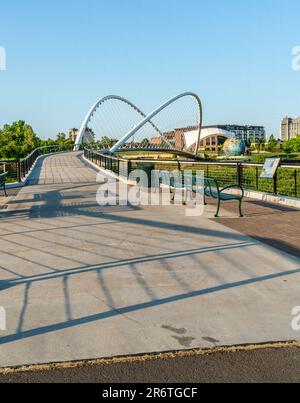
[204,177,244,218]
[160,171,204,205]
[0,172,8,197]
[158,171,244,217]
[159,171,186,197]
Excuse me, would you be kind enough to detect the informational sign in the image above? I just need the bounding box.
[260,158,281,179]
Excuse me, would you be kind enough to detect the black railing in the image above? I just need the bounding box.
[84,149,300,199]
[0,144,74,183]
[0,160,20,183]
[84,149,133,179]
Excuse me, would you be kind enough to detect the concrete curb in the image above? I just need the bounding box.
[243,189,300,209]
[225,188,300,209]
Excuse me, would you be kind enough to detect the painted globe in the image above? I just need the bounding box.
[223,138,246,157]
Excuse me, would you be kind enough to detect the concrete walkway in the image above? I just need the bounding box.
[0,152,300,368]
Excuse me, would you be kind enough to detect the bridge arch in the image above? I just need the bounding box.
[75,92,203,158]
[74,95,161,151]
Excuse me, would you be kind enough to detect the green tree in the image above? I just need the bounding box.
[98,136,118,149]
[56,132,67,144]
[39,138,58,147]
[262,143,267,152]
[244,139,251,149]
[100,136,111,149]
[282,136,300,153]
[140,138,151,148]
[266,134,278,152]
[0,120,40,159]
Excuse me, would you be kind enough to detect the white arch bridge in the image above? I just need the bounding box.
[74,92,203,158]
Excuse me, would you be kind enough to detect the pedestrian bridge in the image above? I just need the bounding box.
[0,151,299,368]
[74,92,203,158]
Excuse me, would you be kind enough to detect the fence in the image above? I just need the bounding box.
[84,149,131,179]
[0,144,74,183]
[84,149,300,199]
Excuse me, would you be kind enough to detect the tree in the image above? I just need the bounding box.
[282,135,300,153]
[140,138,151,148]
[245,139,251,149]
[0,120,40,159]
[40,138,59,147]
[98,136,118,149]
[100,136,111,149]
[266,134,278,152]
[260,142,266,152]
[56,132,67,144]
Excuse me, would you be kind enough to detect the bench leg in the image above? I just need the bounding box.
[238,200,244,218]
[215,199,221,218]
[170,188,175,202]
[182,189,187,206]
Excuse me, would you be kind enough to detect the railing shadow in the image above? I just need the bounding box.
[1,264,300,345]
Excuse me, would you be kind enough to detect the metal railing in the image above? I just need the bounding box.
[84,149,300,199]
[84,149,132,179]
[0,144,74,183]
[0,160,20,183]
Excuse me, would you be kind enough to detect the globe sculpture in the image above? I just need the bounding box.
[223,138,246,157]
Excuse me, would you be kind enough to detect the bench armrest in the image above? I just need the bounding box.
[220,185,244,198]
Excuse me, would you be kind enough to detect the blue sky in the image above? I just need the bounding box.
[0,0,299,139]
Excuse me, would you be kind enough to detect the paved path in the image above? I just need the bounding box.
[0,152,300,368]
[26,152,97,186]
[215,200,300,259]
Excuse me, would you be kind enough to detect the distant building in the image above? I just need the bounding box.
[150,126,235,153]
[150,124,265,152]
[68,128,78,142]
[207,125,266,144]
[281,117,300,141]
[198,127,234,151]
[68,128,95,143]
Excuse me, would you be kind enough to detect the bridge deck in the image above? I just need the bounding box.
[0,152,299,368]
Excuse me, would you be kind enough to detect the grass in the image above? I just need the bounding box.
[6,177,18,184]
[209,165,300,198]
[149,161,300,198]
[251,153,300,163]
[116,150,179,160]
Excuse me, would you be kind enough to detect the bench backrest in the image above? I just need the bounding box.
[159,170,182,188]
[204,177,220,199]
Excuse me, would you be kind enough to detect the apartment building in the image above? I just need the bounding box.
[281,117,300,140]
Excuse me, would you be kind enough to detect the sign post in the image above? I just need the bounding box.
[260,158,281,194]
